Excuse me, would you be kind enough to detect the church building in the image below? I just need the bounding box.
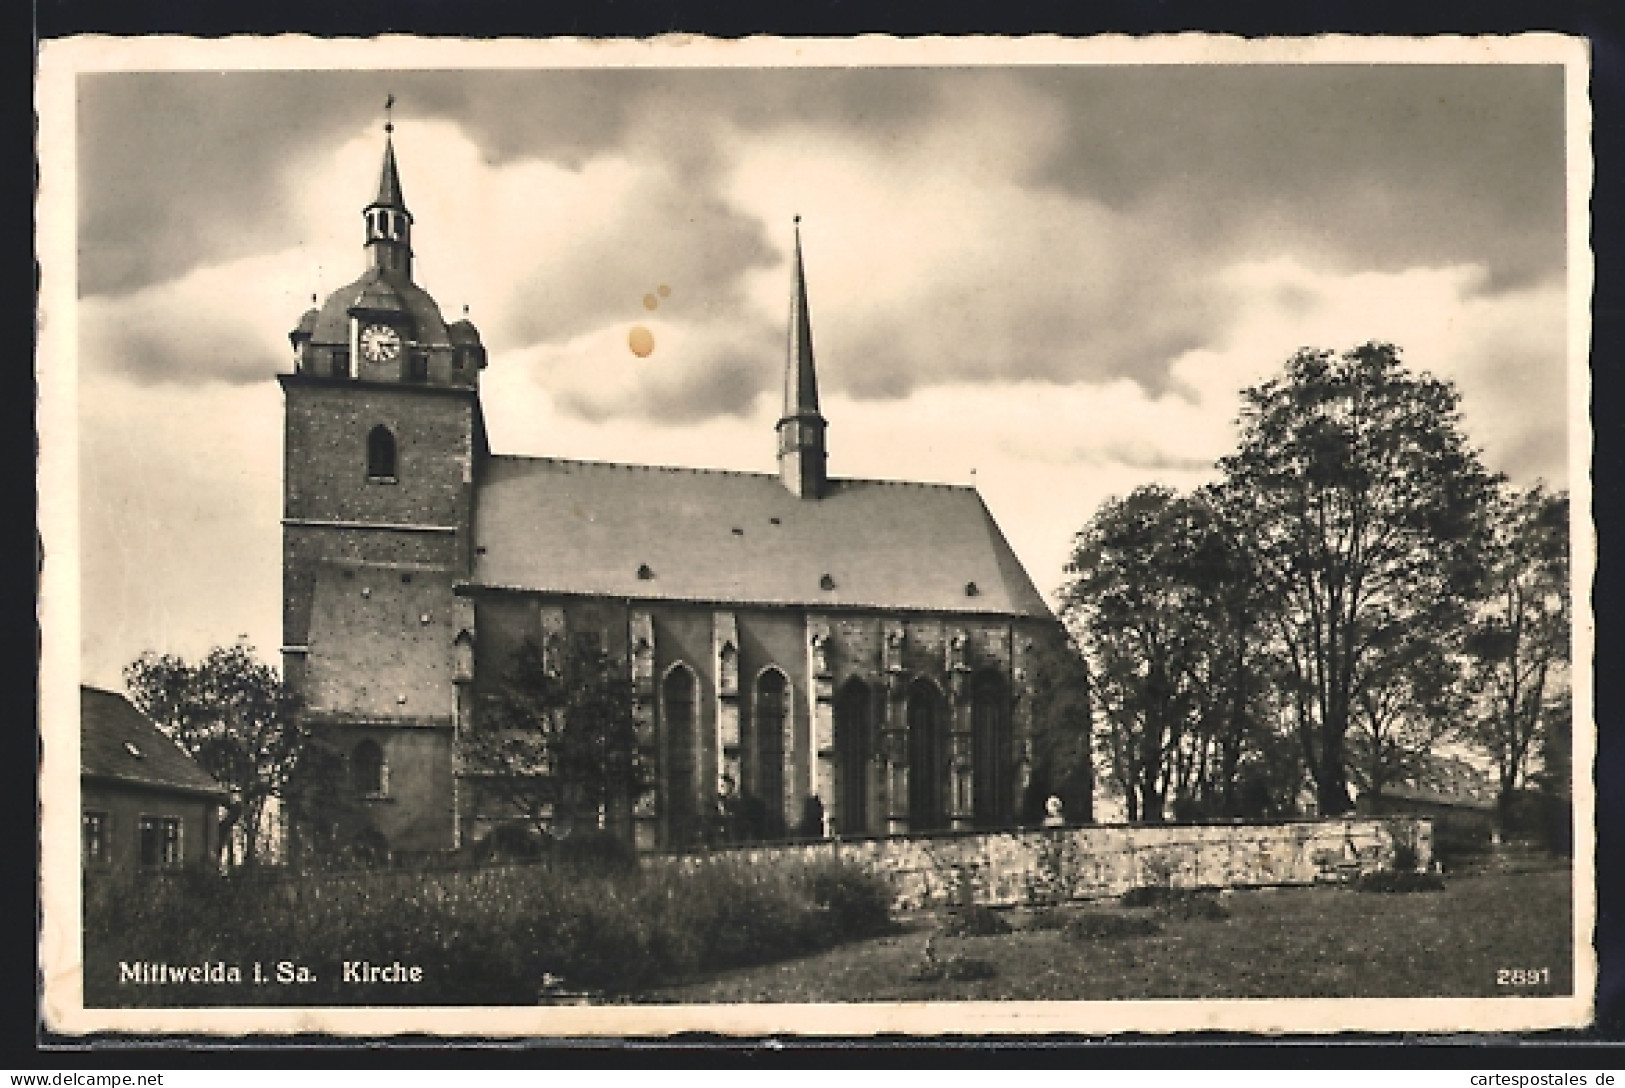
[280,121,1075,855]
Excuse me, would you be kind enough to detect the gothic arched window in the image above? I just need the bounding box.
[834,679,872,836]
[750,669,788,832]
[662,664,699,845]
[971,672,1013,829]
[367,425,396,480]
[907,679,944,831]
[352,739,387,797]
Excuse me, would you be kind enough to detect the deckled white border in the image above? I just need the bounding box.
[37,31,1596,1038]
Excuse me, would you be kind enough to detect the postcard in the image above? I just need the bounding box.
[38,32,1596,1037]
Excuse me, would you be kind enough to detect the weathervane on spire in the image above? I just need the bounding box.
[384,93,396,134]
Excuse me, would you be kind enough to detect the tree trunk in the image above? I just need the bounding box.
[1316,725,1354,815]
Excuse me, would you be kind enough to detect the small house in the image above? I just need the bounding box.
[80,686,228,871]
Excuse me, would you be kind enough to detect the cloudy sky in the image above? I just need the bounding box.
[70,58,1573,689]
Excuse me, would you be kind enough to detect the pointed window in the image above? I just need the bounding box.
[971,672,1013,829]
[366,425,396,480]
[662,664,699,846]
[749,669,788,837]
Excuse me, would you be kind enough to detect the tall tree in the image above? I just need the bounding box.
[1020,629,1095,826]
[1463,483,1571,819]
[1061,485,1207,822]
[1219,343,1494,815]
[124,641,305,866]
[1346,627,1465,800]
[463,635,649,843]
[1175,484,1283,818]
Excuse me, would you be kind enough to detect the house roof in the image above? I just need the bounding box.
[80,687,227,799]
[469,455,1055,619]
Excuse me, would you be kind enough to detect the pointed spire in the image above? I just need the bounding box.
[785,216,820,417]
[374,113,407,211]
[777,216,828,499]
[364,97,413,280]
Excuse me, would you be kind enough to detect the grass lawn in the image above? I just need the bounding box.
[644,868,1575,1003]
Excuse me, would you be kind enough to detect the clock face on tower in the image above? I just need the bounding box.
[359,323,403,363]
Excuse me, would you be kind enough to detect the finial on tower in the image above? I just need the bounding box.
[384,93,395,134]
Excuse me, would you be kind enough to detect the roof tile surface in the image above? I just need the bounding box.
[471,455,1054,618]
[80,687,227,798]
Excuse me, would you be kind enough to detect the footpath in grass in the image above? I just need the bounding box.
[646,868,1575,1003]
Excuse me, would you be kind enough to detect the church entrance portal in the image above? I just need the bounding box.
[906,680,945,831]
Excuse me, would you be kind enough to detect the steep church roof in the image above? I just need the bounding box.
[469,456,1054,619]
[80,687,227,799]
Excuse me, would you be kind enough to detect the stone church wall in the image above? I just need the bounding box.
[651,817,1432,911]
[283,381,475,530]
[324,723,456,854]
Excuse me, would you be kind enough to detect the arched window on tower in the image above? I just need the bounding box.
[352,739,387,797]
[367,425,396,480]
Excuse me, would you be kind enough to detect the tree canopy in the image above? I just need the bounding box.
[125,641,305,866]
[1062,342,1570,828]
[463,634,649,844]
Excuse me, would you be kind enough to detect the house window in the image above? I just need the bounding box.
[83,811,109,865]
[366,425,396,480]
[353,739,388,797]
[407,351,428,381]
[331,348,351,379]
[138,816,182,867]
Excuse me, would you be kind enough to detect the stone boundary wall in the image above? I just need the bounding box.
[649,818,1433,911]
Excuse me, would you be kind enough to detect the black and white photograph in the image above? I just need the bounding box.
[37,34,1595,1036]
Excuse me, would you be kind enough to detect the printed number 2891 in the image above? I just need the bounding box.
[1497,968,1550,986]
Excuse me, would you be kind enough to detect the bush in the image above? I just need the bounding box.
[907,936,997,983]
[1432,814,1493,871]
[1120,885,1174,909]
[1119,886,1228,920]
[1023,907,1069,931]
[940,904,1011,937]
[474,822,547,863]
[1064,911,1162,942]
[83,853,893,1007]
[805,860,893,940]
[553,830,639,877]
[1356,870,1446,894]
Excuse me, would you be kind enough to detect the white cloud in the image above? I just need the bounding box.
[78,375,284,689]
[72,103,1571,682]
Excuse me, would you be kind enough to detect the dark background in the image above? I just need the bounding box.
[23,0,1625,1066]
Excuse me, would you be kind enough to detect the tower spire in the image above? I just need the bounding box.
[364,96,413,280]
[776,216,828,499]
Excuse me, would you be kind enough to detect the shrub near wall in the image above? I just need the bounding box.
[82,855,893,1007]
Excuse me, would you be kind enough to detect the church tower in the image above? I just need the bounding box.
[776,218,828,499]
[279,108,488,857]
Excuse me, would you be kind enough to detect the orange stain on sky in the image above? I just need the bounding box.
[628,325,655,357]
[642,294,659,311]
